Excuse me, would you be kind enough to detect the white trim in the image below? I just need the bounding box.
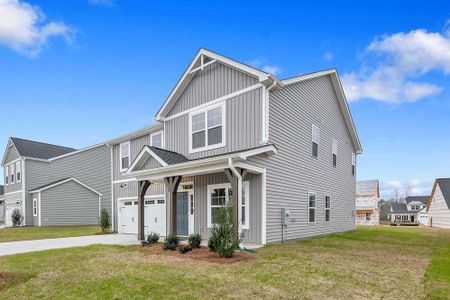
[3,190,23,196]
[261,169,267,244]
[146,148,168,167]
[281,69,337,85]
[29,178,103,196]
[242,181,250,230]
[10,163,15,184]
[110,146,114,231]
[113,178,137,184]
[107,123,164,146]
[119,141,130,172]
[22,159,26,226]
[164,83,263,122]
[150,130,164,148]
[189,59,217,74]
[308,192,316,223]
[15,160,21,183]
[127,146,168,173]
[32,197,38,216]
[38,192,41,226]
[117,195,165,201]
[325,195,331,222]
[188,102,226,154]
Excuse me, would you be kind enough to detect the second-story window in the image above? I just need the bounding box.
[332,139,338,167]
[16,161,21,182]
[120,141,130,172]
[190,103,224,153]
[311,125,320,158]
[10,164,14,184]
[351,153,356,176]
[4,166,8,185]
[151,131,163,148]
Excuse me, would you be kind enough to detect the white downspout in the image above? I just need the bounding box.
[228,158,243,245]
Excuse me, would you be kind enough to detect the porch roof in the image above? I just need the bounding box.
[126,144,277,182]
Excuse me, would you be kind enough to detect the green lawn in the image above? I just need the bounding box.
[0,226,449,299]
[0,226,102,243]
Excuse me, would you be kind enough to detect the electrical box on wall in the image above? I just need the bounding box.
[281,208,290,226]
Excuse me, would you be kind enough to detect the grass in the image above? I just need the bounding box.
[0,226,448,299]
[0,226,102,243]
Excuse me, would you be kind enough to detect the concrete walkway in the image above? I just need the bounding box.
[0,234,140,257]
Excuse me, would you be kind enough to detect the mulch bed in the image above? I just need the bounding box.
[139,245,255,264]
[0,272,32,291]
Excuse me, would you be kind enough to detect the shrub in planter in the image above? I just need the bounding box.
[163,233,179,251]
[208,238,216,252]
[99,209,111,232]
[209,206,241,258]
[178,245,192,254]
[11,209,24,227]
[147,232,160,244]
[188,233,202,249]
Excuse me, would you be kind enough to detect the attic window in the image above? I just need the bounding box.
[189,103,225,153]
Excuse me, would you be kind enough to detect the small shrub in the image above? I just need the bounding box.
[147,232,160,244]
[99,209,111,232]
[163,242,177,251]
[209,206,241,258]
[11,209,23,227]
[178,245,192,254]
[188,233,202,249]
[163,233,179,251]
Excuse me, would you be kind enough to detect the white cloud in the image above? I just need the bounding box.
[382,179,431,200]
[0,0,71,58]
[88,0,114,6]
[324,52,333,62]
[249,58,282,75]
[342,24,450,103]
[262,65,281,75]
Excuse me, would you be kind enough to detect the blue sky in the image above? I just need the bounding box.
[0,0,449,198]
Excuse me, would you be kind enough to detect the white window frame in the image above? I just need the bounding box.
[332,139,338,167]
[33,198,38,216]
[311,124,320,157]
[9,163,15,184]
[206,181,249,229]
[15,161,21,183]
[4,166,8,185]
[189,102,226,153]
[351,152,356,176]
[325,195,331,222]
[150,130,164,148]
[119,141,131,172]
[308,192,316,223]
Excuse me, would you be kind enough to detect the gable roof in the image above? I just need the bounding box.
[149,147,189,165]
[281,69,362,154]
[428,178,450,210]
[127,146,189,172]
[29,177,102,196]
[357,180,380,197]
[7,137,76,161]
[390,203,418,214]
[155,48,277,120]
[405,196,429,205]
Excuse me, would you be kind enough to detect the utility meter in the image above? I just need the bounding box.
[281,208,290,226]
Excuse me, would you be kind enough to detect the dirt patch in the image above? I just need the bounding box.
[0,272,33,291]
[139,245,255,264]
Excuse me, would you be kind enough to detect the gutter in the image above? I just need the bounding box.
[228,158,244,248]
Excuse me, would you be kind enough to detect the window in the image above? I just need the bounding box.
[123,201,132,206]
[190,103,225,152]
[145,200,155,205]
[9,164,14,184]
[150,131,163,148]
[325,196,331,222]
[207,182,249,228]
[351,153,356,176]
[365,213,371,221]
[15,161,21,182]
[120,142,130,172]
[308,192,316,223]
[134,201,138,205]
[312,125,320,157]
[332,139,338,167]
[4,166,8,185]
[401,215,408,221]
[33,198,38,216]
[157,199,165,204]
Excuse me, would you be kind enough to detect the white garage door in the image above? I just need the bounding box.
[119,198,166,236]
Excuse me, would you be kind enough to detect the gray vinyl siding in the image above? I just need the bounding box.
[167,172,262,244]
[167,62,258,116]
[3,146,23,194]
[4,145,20,164]
[165,88,263,160]
[248,75,357,243]
[40,180,100,226]
[24,145,111,226]
[143,156,163,169]
[30,193,38,225]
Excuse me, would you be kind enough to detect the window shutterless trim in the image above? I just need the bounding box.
[325,195,331,222]
[119,141,130,172]
[15,160,21,183]
[33,198,38,216]
[332,139,337,167]
[311,124,320,158]
[308,192,316,223]
[150,130,164,148]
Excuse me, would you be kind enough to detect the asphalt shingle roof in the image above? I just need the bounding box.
[405,196,429,205]
[11,137,76,160]
[436,178,450,209]
[390,203,418,214]
[148,146,189,165]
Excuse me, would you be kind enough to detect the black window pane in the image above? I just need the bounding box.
[241,206,246,225]
[326,210,330,221]
[333,154,337,167]
[193,131,206,149]
[208,126,222,146]
[309,208,315,222]
[312,142,318,157]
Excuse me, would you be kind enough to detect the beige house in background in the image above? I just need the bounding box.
[427,178,450,229]
[355,180,380,225]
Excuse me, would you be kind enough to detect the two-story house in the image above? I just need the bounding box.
[427,178,450,229]
[355,180,380,225]
[389,196,429,224]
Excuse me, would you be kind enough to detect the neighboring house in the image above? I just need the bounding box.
[1,137,111,227]
[119,48,362,244]
[427,178,450,229]
[389,196,429,224]
[0,185,4,224]
[355,180,380,225]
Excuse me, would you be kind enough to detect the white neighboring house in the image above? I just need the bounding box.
[427,178,450,229]
[389,196,429,224]
[355,180,380,225]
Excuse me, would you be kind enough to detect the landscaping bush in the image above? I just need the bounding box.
[209,206,241,258]
[99,209,111,232]
[188,233,202,249]
[178,245,192,254]
[11,209,23,227]
[147,232,160,244]
[163,233,179,251]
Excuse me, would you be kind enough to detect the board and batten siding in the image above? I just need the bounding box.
[248,74,357,243]
[24,145,111,226]
[429,185,450,229]
[164,88,263,160]
[39,180,100,226]
[166,62,258,117]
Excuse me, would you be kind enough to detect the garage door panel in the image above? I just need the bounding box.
[119,199,165,236]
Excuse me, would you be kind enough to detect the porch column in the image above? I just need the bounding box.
[225,168,247,239]
[138,180,152,241]
[164,176,182,235]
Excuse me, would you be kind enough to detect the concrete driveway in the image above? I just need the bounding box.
[0,234,140,257]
